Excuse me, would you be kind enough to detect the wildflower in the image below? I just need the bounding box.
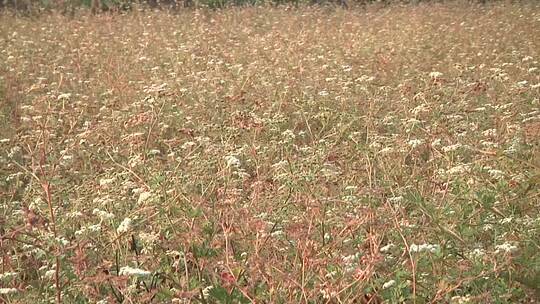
[0,272,17,280]
[281,129,296,140]
[342,253,361,264]
[442,143,462,152]
[380,243,394,253]
[482,129,497,137]
[270,230,284,237]
[224,155,241,168]
[409,243,440,253]
[139,231,159,243]
[318,90,329,96]
[408,139,423,148]
[451,295,472,304]
[488,169,504,180]
[320,289,337,300]
[44,269,55,279]
[469,248,486,259]
[447,164,470,175]
[117,218,133,234]
[202,285,214,297]
[516,80,528,87]
[0,288,17,295]
[99,177,115,186]
[181,141,196,149]
[118,266,151,277]
[429,71,443,78]
[93,208,115,220]
[388,196,403,204]
[57,93,71,101]
[138,191,153,204]
[148,149,160,155]
[382,279,396,289]
[494,242,518,254]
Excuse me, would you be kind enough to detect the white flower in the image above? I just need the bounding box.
[281,129,296,140]
[469,248,486,259]
[516,80,528,87]
[0,272,17,280]
[408,139,423,148]
[495,242,518,254]
[181,141,196,149]
[0,288,17,295]
[442,143,462,152]
[117,218,133,234]
[44,269,56,279]
[139,232,159,243]
[382,279,396,289]
[57,93,71,101]
[429,71,443,78]
[388,196,403,204]
[342,253,360,264]
[148,149,160,155]
[318,90,329,96]
[119,266,151,277]
[482,129,497,137]
[138,191,153,204]
[409,243,440,253]
[447,164,470,175]
[380,243,394,253]
[202,285,214,297]
[488,169,504,180]
[451,295,472,304]
[99,177,115,186]
[93,208,115,220]
[224,155,241,168]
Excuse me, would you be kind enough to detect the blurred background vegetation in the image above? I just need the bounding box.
[0,0,499,14]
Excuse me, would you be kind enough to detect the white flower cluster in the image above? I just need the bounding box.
[382,279,396,289]
[117,218,133,234]
[0,288,17,295]
[409,243,440,253]
[0,272,18,280]
[93,208,115,220]
[137,191,154,205]
[118,266,151,277]
[494,242,518,254]
[224,155,241,168]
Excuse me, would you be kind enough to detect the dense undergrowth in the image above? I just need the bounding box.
[1,2,539,303]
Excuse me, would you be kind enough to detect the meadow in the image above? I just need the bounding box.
[1,2,539,303]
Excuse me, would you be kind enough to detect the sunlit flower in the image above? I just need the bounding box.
[409,243,440,253]
[494,242,518,254]
[0,288,17,295]
[408,139,423,148]
[429,71,443,78]
[202,285,214,297]
[382,279,396,289]
[117,218,133,234]
[224,155,241,168]
[138,191,154,204]
[93,208,115,220]
[118,266,151,277]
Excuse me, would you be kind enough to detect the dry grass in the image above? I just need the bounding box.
[1,2,539,303]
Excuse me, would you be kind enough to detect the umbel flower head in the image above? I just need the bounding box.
[119,266,151,277]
